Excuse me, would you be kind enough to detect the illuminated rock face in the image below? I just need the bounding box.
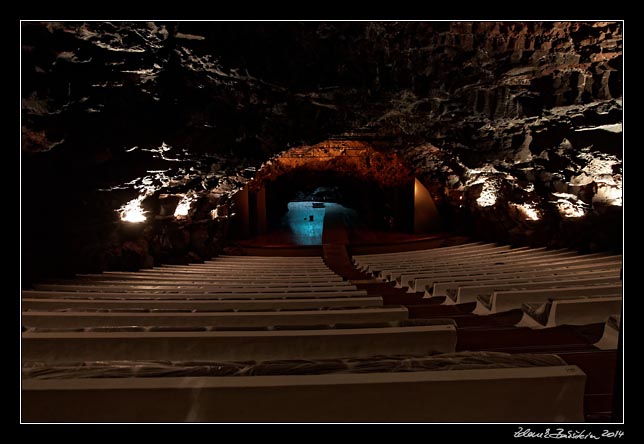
[21,21,622,280]
[250,140,413,191]
[401,98,622,249]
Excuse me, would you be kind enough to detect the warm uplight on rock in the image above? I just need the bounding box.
[551,193,588,218]
[119,197,147,223]
[249,140,413,192]
[512,203,540,221]
[594,180,622,206]
[558,201,587,218]
[174,192,196,218]
[476,181,498,207]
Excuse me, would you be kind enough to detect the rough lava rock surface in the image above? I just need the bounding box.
[21,21,622,283]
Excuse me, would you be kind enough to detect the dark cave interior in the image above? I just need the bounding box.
[19,20,625,425]
[21,21,623,284]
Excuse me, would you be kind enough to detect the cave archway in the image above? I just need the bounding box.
[229,139,443,244]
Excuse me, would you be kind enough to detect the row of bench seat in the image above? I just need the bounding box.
[354,242,622,333]
[22,351,585,422]
[21,253,590,422]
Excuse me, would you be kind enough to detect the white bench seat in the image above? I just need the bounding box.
[32,283,356,293]
[364,245,521,274]
[517,296,622,329]
[201,263,327,268]
[452,276,621,304]
[353,242,490,266]
[426,268,620,298]
[362,245,546,268]
[402,254,620,290]
[21,296,384,312]
[384,252,616,282]
[213,255,324,261]
[166,263,330,268]
[473,284,623,315]
[22,289,369,300]
[21,324,458,362]
[353,241,487,260]
[158,268,333,275]
[22,307,409,329]
[40,278,344,287]
[82,272,342,282]
[358,244,518,271]
[21,365,585,423]
[421,261,623,295]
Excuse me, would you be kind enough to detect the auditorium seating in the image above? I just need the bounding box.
[389,251,612,284]
[354,243,621,302]
[450,275,621,305]
[429,261,622,297]
[474,284,623,316]
[22,243,622,423]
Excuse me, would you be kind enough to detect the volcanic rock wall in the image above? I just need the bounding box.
[21,21,622,282]
[384,22,623,250]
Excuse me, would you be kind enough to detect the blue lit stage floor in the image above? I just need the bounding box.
[234,201,447,249]
[280,202,358,245]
